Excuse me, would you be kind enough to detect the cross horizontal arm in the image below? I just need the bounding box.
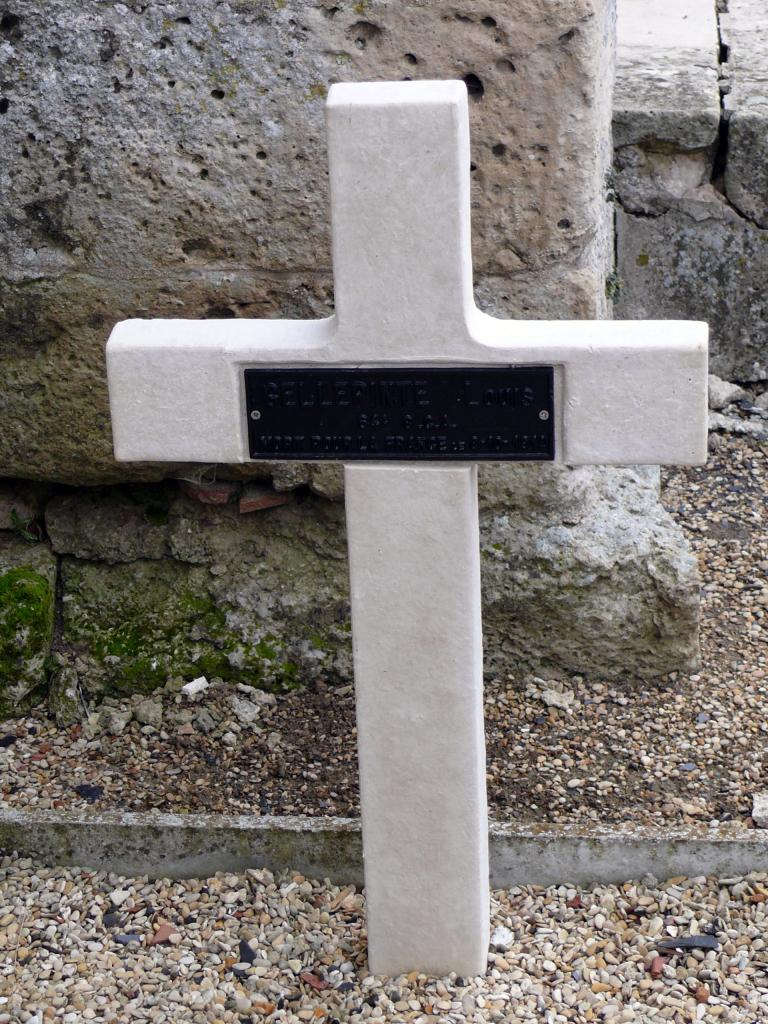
[107,316,706,466]
[107,317,334,463]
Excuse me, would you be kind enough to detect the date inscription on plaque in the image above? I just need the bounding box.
[244,366,554,461]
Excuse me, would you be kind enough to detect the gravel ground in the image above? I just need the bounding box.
[2,858,768,1023]
[0,405,766,829]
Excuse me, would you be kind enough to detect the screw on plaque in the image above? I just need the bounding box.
[539,409,550,421]
[250,410,262,421]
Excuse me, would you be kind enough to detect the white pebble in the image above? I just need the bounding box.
[181,676,209,696]
[490,925,514,949]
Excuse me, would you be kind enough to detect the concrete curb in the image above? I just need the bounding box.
[3,810,768,885]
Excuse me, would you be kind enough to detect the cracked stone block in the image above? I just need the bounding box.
[613,146,716,217]
[615,201,768,381]
[612,0,768,382]
[722,0,768,228]
[726,113,768,228]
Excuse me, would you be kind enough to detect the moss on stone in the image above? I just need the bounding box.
[60,558,319,696]
[0,567,55,718]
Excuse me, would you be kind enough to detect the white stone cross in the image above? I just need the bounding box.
[107,81,708,977]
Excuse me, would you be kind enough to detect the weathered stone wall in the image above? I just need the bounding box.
[0,466,700,720]
[0,0,705,718]
[3,1,767,488]
[614,0,768,382]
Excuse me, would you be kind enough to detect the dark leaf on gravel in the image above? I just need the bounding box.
[0,734,16,748]
[656,934,719,952]
[300,971,330,991]
[238,938,256,964]
[74,784,104,802]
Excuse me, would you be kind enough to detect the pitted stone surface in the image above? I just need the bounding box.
[2,0,614,483]
[616,203,768,382]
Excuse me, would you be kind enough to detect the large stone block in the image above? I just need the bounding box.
[1,0,613,483]
[0,271,332,484]
[615,201,768,381]
[613,0,720,151]
[479,465,700,679]
[0,535,56,718]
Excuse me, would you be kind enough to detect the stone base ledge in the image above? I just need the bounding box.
[2,810,766,887]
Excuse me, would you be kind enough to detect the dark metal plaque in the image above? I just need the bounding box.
[244,366,554,461]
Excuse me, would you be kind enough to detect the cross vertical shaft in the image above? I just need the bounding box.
[345,463,489,976]
[327,81,475,360]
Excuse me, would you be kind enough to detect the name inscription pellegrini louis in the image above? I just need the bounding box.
[244,366,554,460]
